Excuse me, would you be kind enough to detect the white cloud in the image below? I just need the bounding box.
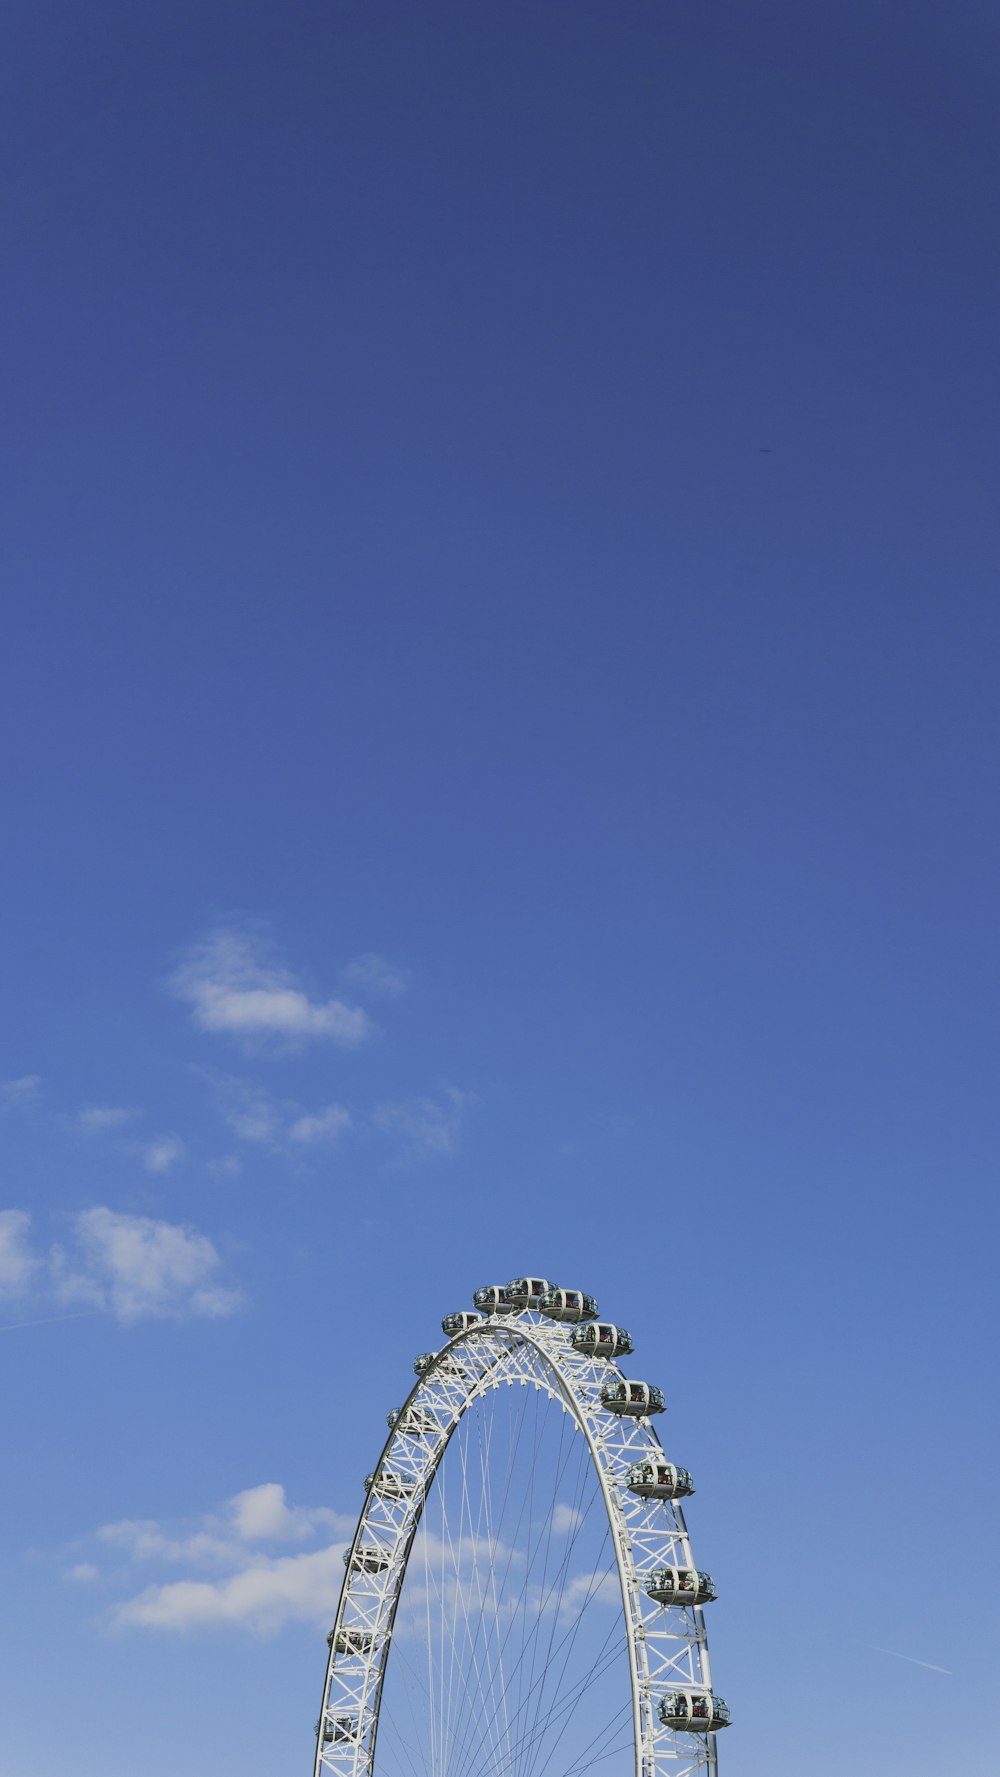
[98,1485,343,1572]
[113,1541,346,1633]
[0,1210,40,1297]
[227,1482,340,1543]
[139,1136,185,1174]
[1,1075,41,1110]
[76,1106,138,1134]
[208,1073,284,1144]
[288,1104,351,1146]
[2,1208,244,1325]
[206,1074,351,1157]
[372,1087,474,1160]
[552,1503,584,1535]
[172,930,372,1049]
[344,952,409,999]
[207,1155,242,1178]
[88,1483,351,1634]
[54,1208,243,1323]
[559,1569,621,1614]
[98,1519,243,1569]
[68,1563,100,1583]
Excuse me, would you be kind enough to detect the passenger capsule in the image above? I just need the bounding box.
[600,1379,665,1416]
[342,1546,390,1575]
[538,1287,598,1324]
[645,1566,716,1606]
[571,1322,633,1358]
[363,1469,416,1499]
[387,1405,437,1436]
[441,1310,482,1336]
[473,1284,516,1315]
[413,1349,465,1377]
[658,1691,730,1733]
[506,1277,556,1311]
[320,1717,356,1744]
[329,1628,374,1656]
[626,1461,694,1500]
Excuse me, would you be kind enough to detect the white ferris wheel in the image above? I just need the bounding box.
[313,1275,730,1777]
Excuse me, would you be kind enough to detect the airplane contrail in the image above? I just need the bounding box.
[869,1645,952,1675]
[0,1311,100,1334]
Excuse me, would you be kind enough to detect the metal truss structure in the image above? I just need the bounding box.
[313,1289,724,1777]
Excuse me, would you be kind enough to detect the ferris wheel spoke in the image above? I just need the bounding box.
[472,1381,515,1768]
[515,1385,565,1771]
[452,1443,611,1777]
[514,1455,609,1777]
[446,1389,548,1777]
[511,1542,624,1777]
[501,1610,628,1777]
[435,1378,536,1777]
[448,1387,543,1777]
[425,1486,501,1777]
[556,1682,635,1777]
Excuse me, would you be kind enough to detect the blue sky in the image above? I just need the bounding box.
[2,2,998,1773]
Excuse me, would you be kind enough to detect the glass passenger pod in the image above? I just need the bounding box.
[599,1379,665,1416]
[441,1310,482,1336]
[413,1348,465,1377]
[387,1405,437,1436]
[322,1717,356,1744]
[343,1546,390,1574]
[538,1287,599,1324]
[658,1691,731,1733]
[645,1565,716,1606]
[571,1322,633,1358]
[626,1460,695,1500]
[329,1628,374,1656]
[506,1276,556,1310]
[473,1283,516,1314]
[363,1469,416,1499]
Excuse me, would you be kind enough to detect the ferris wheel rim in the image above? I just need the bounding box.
[314,1306,719,1777]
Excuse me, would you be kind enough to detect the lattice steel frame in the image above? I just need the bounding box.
[313,1311,719,1777]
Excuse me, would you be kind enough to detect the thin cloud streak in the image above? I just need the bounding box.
[0,1311,101,1334]
[869,1645,952,1675]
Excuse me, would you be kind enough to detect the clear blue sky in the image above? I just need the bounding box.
[2,3,997,1773]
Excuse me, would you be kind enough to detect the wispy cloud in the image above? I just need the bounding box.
[76,1106,138,1135]
[372,1087,474,1160]
[0,1210,41,1297]
[207,1155,242,1179]
[288,1104,351,1146]
[115,1542,347,1633]
[54,1209,242,1323]
[343,952,409,999]
[137,1136,186,1174]
[552,1503,584,1535]
[1,1075,41,1111]
[227,1482,342,1543]
[83,1483,352,1633]
[1,1208,243,1325]
[205,1073,349,1156]
[99,1485,341,1569]
[172,930,373,1050]
[207,1073,285,1144]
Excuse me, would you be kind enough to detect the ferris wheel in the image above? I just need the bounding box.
[313,1276,729,1777]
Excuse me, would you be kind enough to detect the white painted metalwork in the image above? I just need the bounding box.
[313,1288,724,1777]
